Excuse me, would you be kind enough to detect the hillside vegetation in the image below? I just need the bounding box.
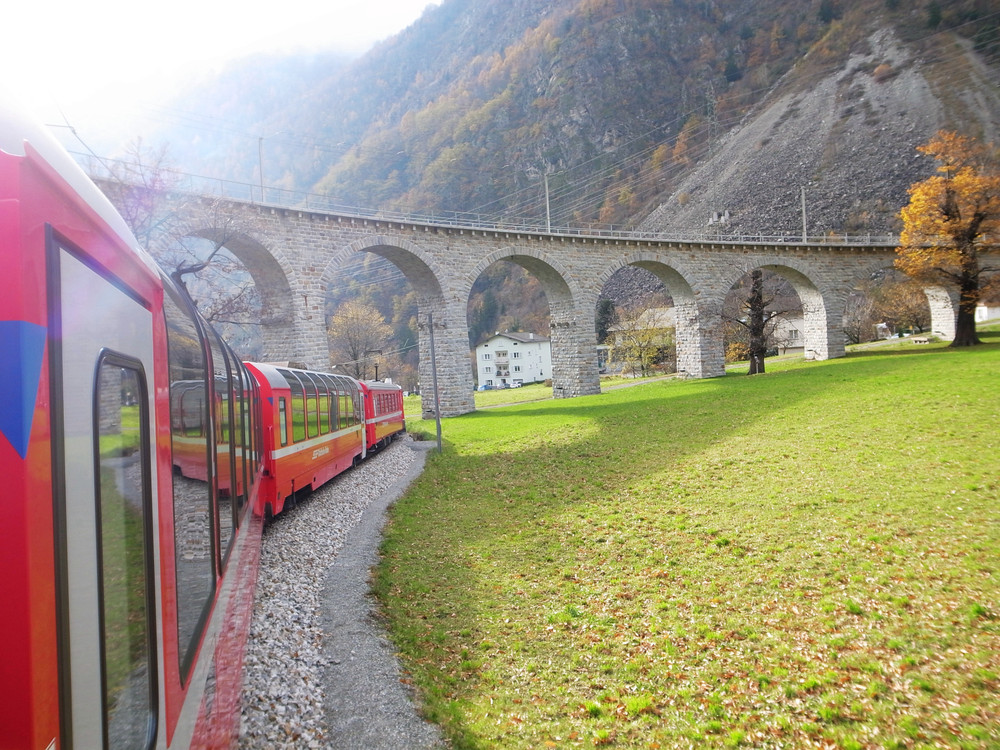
[156,0,999,234]
[378,332,1000,748]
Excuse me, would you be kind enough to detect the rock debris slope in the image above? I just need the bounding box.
[640,28,1000,239]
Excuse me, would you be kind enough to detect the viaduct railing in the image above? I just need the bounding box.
[77,151,899,248]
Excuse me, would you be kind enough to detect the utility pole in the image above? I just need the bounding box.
[365,349,383,381]
[427,313,442,453]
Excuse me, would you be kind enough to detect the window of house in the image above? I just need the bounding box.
[482,353,491,360]
[484,366,492,373]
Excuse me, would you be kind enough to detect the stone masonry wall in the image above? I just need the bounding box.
[160,196,993,417]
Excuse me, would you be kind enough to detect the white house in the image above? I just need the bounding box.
[770,313,805,355]
[976,304,1000,323]
[475,331,551,387]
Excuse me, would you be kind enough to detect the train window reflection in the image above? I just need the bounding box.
[208,331,234,565]
[95,357,157,750]
[163,284,215,682]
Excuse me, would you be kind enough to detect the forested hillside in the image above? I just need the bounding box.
[155,0,998,230]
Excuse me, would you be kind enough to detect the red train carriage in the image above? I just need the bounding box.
[359,379,406,452]
[1,100,264,748]
[244,362,365,518]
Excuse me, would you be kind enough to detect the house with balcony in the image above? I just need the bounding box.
[475,331,551,387]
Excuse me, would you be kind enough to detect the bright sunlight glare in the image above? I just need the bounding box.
[4,0,441,122]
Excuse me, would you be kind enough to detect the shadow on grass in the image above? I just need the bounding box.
[380,335,1000,748]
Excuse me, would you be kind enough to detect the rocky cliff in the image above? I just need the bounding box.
[640,24,1000,238]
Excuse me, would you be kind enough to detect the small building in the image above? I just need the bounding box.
[475,331,551,387]
[770,314,805,355]
[975,304,1000,323]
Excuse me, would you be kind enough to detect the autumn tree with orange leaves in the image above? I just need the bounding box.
[896,131,999,346]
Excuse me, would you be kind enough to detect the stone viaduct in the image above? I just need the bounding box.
[143,193,969,418]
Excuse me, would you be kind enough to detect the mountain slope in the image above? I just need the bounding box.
[641,16,1000,237]
[148,0,999,238]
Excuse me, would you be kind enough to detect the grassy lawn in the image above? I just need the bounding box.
[404,375,671,418]
[380,329,999,749]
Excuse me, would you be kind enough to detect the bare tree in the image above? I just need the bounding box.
[873,275,932,335]
[96,138,184,249]
[96,141,266,357]
[609,304,675,378]
[843,287,878,345]
[329,300,394,380]
[723,268,802,374]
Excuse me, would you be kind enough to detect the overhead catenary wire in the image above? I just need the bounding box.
[58,13,1000,232]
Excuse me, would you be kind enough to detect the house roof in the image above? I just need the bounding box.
[480,331,550,346]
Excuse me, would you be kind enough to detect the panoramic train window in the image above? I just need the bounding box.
[245,369,260,475]
[318,381,331,434]
[338,390,352,429]
[319,374,338,431]
[208,331,235,565]
[278,397,288,446]
[234,365,251,520]
[286,371,307,442]
[352,383,363,425]
[302,371,319,439]
[94,356,157,749]
[304,372,326,436]
[163,284,215,682]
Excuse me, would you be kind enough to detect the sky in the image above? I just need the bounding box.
[4,0,441,127]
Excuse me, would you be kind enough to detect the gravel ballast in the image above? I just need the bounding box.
[239,437,444,749]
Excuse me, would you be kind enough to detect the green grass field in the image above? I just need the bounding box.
[383,330,999,749]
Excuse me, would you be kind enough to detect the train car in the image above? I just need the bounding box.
[244,362,366,518]
[359,379,406,452]
[1,99,264,748]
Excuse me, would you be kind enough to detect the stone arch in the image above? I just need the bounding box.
[323,235,473,417]
[599,251,722,378]
[725,255,840,361]
[185,227,296,362]
[467,246,600,398]
[845,257,953,340]
[755,262,833,360]
[324,235,446,302]
[466,246,587,316]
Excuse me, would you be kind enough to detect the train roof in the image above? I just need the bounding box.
[245,362,361,391]
[243,362,290,389]
[360,380,402,391]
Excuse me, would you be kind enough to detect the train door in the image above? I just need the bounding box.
[48,239,160,749]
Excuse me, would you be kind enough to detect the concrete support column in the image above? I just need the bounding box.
[925,285,957,339]
[417,301,475,418]
[674,298,726,378]
[296,274,333,371]
[548,305,601,399]
[803,294,846,361]
[259,316,298,364]
[282,275,330,370]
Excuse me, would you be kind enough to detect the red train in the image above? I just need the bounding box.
[1,101,404,748]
